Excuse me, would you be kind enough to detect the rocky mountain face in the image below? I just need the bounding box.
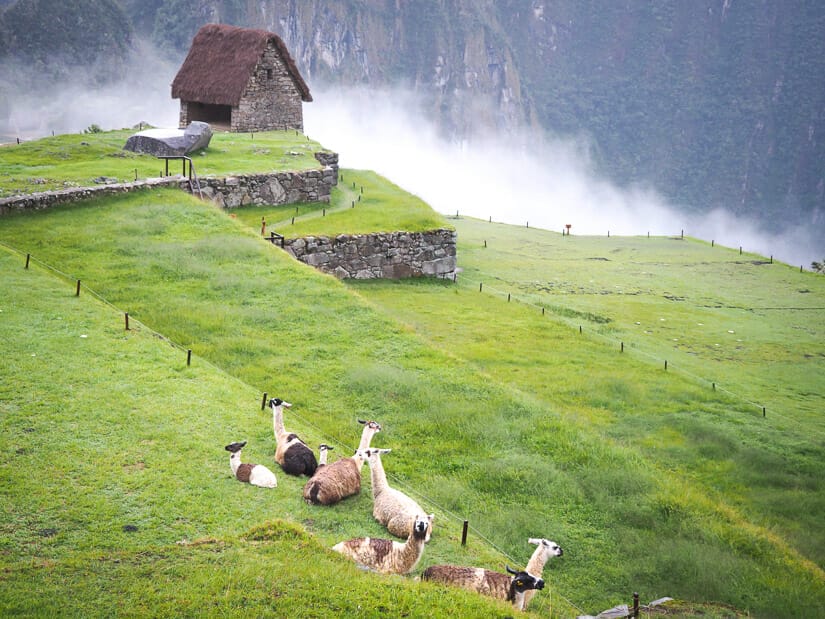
[0,0,134,81]
[2,0,824,233]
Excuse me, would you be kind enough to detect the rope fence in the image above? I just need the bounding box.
[444,230,823,439]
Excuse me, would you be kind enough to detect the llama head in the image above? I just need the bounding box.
[505,566,545,600]
[318,443,334,452]
[365,448,391,463]
[225,441,247,453]
[269,398,292,409]
[527,538,563,558]
[411,514,431,541]
[357,419,382,432]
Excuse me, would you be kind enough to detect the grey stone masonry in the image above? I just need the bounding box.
[283,229,457,280]
[0,158,338,215]
[198,165,337,208]
[0,177,181,216]
[232,41,304,132]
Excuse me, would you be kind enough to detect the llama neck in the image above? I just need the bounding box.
[351,454,366,472]
[510,588,527,611]
[525,547,548,577]
[369,456,389,496]
[229,451,242,475]
[272,405,287,441]
[319,449,329,466]
[396,534,424,570]
[358,426,377,451]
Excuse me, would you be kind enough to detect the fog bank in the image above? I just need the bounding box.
[1,66,819,267]
[0,40,179,140]
[305,87,821,269]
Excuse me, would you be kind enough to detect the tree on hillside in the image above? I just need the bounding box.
[812,260,825,273]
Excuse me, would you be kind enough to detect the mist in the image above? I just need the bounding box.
[2,57,819,267]
[304,87,822,269]
[0,40,180,140]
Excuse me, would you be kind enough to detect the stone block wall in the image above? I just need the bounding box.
[0,154,337,215]
[198,165,337,208]
[0,177,181,216]
[283,229,457,280]
[233,42,305,132]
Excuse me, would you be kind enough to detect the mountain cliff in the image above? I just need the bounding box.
[2,0,823,236]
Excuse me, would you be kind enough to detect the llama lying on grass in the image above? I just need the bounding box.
[332,514,431,575]
[303,448,367,505]
[421,564,545,611]
[224,441,277,488]
[270,397,317,477]
[522,538,563,609]
[366,448,433,541]
[302,419,381,506]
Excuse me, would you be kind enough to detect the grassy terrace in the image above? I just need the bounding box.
[234,168,449,238]
[1,130,823,617]
[0,128,325,196]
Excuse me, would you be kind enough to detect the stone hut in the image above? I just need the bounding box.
[171,23,312,133]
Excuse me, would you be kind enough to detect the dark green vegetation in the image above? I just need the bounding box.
[1,149,823,616]
[0,0,133,80]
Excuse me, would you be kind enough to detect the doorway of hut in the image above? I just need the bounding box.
[188,102,231,131]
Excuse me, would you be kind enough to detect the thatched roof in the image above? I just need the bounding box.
[171,23,312,106]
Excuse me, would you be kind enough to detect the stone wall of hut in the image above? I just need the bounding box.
[232,41,304,132]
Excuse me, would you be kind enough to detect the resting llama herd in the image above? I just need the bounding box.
[224,396,563,612]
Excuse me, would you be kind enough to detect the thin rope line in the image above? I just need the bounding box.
[456,274,824,440]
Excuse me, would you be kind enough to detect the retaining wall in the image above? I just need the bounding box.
[283,229,457,280]
[0,150,339,216]
[0,177,181,216]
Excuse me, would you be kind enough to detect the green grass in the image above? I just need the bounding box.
[232,169,449,237]
[0,128,326,195]
[0,140,823,617]
[351,219,825,571]
[0,234,555,618]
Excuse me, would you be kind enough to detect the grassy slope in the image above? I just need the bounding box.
[350,219,825,566]
[0,159,822,616]
[232,168,449,237]
[0,247,531,618]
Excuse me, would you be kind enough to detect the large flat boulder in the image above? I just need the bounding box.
[123,121,212,156]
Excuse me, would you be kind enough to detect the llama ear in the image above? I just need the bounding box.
[357,419,367,424]
[506,565,517,575]
[527,537,541,545]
